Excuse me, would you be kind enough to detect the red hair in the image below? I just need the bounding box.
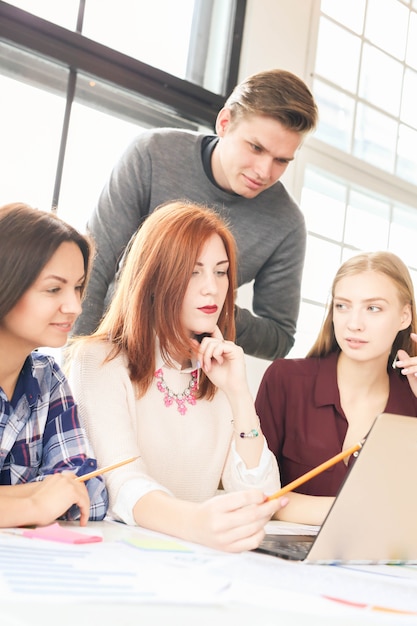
[84,201,237,399]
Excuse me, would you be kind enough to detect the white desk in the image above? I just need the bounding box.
[1,519,416,626]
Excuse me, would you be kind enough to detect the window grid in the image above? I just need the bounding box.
[290,0,417,358]
[314,0,417,185]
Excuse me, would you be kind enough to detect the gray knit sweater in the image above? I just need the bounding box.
[74,128,306,360]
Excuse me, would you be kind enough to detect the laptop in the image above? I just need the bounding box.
[256,413,417,564]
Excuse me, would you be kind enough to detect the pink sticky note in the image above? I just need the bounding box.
[22,522,102,544]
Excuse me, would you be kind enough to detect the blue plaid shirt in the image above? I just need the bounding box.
[0,352,108,520]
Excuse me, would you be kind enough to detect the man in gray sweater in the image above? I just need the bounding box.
[74,69,318,360]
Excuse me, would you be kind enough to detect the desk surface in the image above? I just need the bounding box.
[1,519,416,626]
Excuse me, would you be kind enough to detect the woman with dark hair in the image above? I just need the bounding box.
[0,202,108,526]
[256,251,417,525]
[69,201,285,552]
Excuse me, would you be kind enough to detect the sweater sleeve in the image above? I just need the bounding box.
[235,218,306,360]
[221,438,281,497]
[68,343,170,525]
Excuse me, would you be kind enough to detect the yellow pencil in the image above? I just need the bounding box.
[76,456,139,482]
[266,442,362,501]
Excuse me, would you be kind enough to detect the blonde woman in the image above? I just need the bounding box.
[256,251,417,525]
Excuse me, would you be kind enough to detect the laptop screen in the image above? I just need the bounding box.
[256,413,417,564]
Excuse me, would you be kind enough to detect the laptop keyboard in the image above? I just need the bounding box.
[256,534,315,560]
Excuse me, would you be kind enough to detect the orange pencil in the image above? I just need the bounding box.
[266,442,363,501]
[76,456,139,482]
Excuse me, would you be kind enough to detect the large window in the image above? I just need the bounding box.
[314,0,417,185]
[2,0,243,94]
[0,0,245,224]
[1,0,416,374]
[289,0,417,358]
[0,0,245,363]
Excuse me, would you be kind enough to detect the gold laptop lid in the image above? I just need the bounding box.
[306,413,417,564]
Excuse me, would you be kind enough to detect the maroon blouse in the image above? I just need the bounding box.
[255,352,417,496]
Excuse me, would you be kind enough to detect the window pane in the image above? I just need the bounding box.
[58,104,143,233]
[389,204,417,268]
[0,74,66,208]
[396,124,417,183]
[365,0,408,60]
[82,0,195,79]
[320,0,366,34]
[359,43,402,117]
[5,0,79,29]
[301,236,342,303]
[406,11,417,69]
[58,72,201,231]
[315,17,361,93]
[81,0,235,94]
[313,0,417,190]
[313,79,355,151]
[344,190,390,250]
[354,103,397,171]
[401,67,417,128]
[301,167,346,241]
[289,302,327,358]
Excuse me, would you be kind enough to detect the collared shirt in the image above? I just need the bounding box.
[255,352,417,497]
[0,352,108,520]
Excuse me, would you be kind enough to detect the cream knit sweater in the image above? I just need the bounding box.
[69,340,280,525]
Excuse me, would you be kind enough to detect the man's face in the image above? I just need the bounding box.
[211,109,303,199]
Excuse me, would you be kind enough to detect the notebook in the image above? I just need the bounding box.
[256,412,417,563]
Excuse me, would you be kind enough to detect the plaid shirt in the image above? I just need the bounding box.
[0,352,108,520]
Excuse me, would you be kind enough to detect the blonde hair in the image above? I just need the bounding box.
[307,251,417,366]
[74,201,237,400]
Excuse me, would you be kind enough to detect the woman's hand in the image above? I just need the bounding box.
[191,489,288,552]
[29,472,91,526]
[396,333,417,398]
[193,326,248,396]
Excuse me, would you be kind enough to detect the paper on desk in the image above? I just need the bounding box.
[117,522,417,617]
[2,522,417,617]
[0,533,229,605]
[220,550,417,616]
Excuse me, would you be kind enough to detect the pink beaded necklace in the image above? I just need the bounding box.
[154,368,198,415]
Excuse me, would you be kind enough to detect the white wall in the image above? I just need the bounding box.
[239,0,316,79]
[236,0,318,396]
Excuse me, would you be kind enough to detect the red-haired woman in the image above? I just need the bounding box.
[69,201,285,552]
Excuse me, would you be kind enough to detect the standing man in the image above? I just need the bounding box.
[74,69,318,360]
